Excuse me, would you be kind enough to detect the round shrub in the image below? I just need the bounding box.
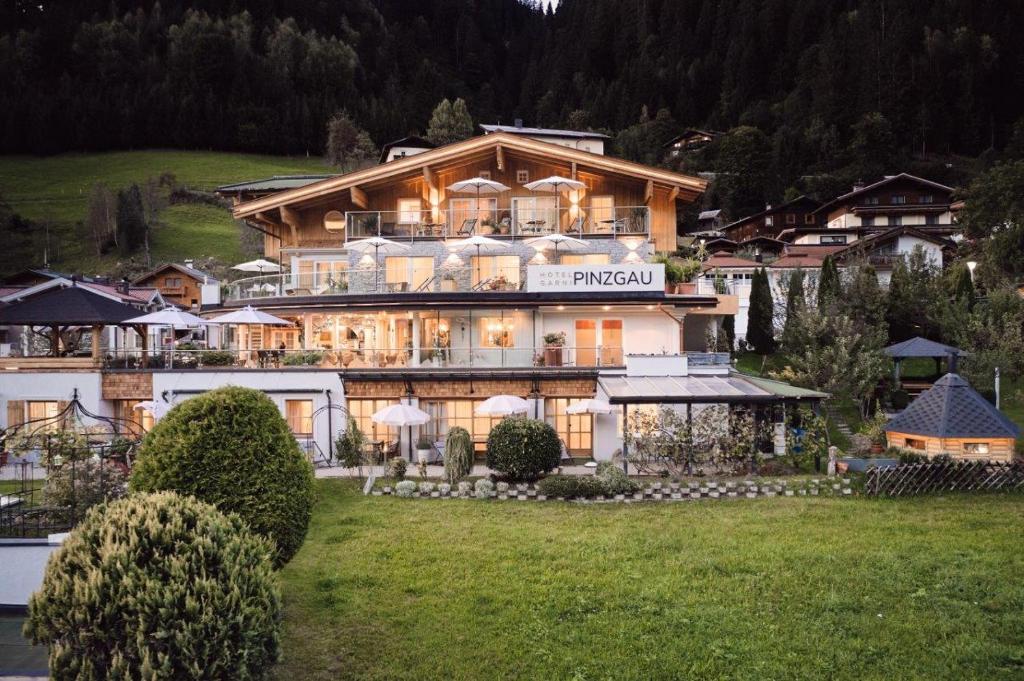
[395,480,417,498]
[485,418,561,481]
[130,386,314,566]
[444,426,474,483]
[25,492,280,680]
[595,461,640,495]
[418,481,436,494]
[474,478,494,499]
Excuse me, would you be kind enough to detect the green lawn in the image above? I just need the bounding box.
[275,480,1024,680]
[0,150,329,276]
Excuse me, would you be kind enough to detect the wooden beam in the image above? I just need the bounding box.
[496,145,505,172]
[350,186,368,209]
[668,186,680,202]
[422,167,437,193]
[571,161,577,180]
[644,179,654,205]
[280,206,300,248]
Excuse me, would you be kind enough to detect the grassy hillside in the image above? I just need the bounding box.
[0,150,329,277]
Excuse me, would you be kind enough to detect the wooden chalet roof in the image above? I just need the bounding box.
[814,174,954,215]
[232,132,707,219]
[884,373,1020,439]
[701,252,757,270]
[133,262,219,286]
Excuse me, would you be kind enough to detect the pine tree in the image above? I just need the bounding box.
[950,262,976,309]
[325,111,376,169]
[782,268,805,349]
[425,98,474,146]
[817,255,840,310]
[722,314,736,353]
[115,184,147,257]
[747,267,776,355]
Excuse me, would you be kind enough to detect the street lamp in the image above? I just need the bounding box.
[966,260,977,282]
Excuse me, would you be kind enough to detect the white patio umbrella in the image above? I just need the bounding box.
[346,237,410,292]
[447,177,511,231]
[372,403,431,463]
[207,305,293,326]
[133,400,170,421]
[523,175,586,231]
[123,306,219,369]
[475,395,530,416]
[447,235,510,283]
[232,258,282,274]
[565,398,614,415]
[525,233,588,258]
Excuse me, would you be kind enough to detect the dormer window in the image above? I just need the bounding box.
[892,195,907,204]
[919,194,934,204]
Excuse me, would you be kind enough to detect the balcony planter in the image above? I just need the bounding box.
[543,331,565,367]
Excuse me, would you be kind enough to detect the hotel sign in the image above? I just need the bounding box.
[527,264,665,293]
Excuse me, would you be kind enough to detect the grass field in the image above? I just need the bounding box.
[275,480,1024,680]
[0,150,329,276]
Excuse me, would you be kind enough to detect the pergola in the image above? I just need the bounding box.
[0,284,149,361]
[884,336,967,387]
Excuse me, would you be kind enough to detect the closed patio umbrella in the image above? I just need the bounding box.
[123,306,219,369]
[475,394,530,416]
[524,175,586,231]
[346,237,410,292]
[447,235,510,284]
[372,403,431,462]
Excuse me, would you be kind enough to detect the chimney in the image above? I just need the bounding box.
[514,118,524,129]
[184,259,194,269]
[118,277,130,295]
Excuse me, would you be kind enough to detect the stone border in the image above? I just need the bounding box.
[370,478,854,501]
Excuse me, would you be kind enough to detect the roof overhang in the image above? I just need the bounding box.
[232,133,706,219]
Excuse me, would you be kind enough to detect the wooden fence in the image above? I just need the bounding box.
[864,460,1024,497]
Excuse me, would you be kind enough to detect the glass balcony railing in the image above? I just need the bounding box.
[342,206,650,241]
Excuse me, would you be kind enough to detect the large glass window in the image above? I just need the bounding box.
[512,196,557,233]
[347,399,398,443]
[545,398,593,455]
[470,255,520,288]
[285,400,313,436]
[963,442,990,455]
[397,198,422,224]
[560,253,610,265]
[589,196,614,226]
[450,197,497,232]
[422,400,504,448]
[479,317,516,348]
[574,319,623,366]
[385,256,434,292]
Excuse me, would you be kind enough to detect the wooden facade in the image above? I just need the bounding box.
[721,196,821,242]
[886,430,1017,463]
[132,264,208,309]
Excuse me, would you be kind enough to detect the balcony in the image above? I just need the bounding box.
[344,206,649,242]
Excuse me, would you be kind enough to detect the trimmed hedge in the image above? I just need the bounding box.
[130,386,314,566]
[536,475,607,499]
[25,492,280,680]
[485,418,561,481]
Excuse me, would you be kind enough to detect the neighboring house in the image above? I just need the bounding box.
[721,196,822,242]
[696,209,724,232]
[379,136,435,164]
[662,129,722,157]
[813,174,956,235]
[480,121,609,155]
[133,261,219,309]
[833,225,951,285]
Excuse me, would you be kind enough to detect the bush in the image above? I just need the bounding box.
[595,461,640,495]
[25,492,280,680]
[889,389,910,410]
[457,481,473,495]
[395,480,417,497]
[536,475,606,499]
[387,457,407,481]
[130,386,315,566]
[418,481,436,494]
[282,351,324,366]
[200,350,236,366]
[43,459,128,523]
[485,418,561,481]
[444,426,474,483]
[474,478,494,499]
[335,417,366,469]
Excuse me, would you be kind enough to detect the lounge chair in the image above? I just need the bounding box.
[457,218,477,236]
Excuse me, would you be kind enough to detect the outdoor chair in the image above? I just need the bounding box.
[380,222,397,236]
[563,216,585,234]
[457,218,477,236]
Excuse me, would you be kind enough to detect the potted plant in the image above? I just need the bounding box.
[441,272,457,292]
[543,331,566,367]
[859,411,889,455]
[415,437,434,464]
[653,254,685,293]
[489,274,508,291]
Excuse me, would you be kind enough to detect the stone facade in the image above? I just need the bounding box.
[101,372,153,400]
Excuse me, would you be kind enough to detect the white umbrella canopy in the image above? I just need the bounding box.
[523,175,586,233]
[448,235,511,282]
[446,177,511,194]
[248,282,277,293]
[133,400,170,420]
[207,305,293,326]
[525,233,588,256]
[371,403,431,426]
[123,306,217,369]
[565,398,614,415]
[475,395,530,416]
[232,258,282,273]
[346,237,410,291]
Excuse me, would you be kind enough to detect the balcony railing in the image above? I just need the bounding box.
[224,265,525,302]
[100,346,625,370]
[343,206,650,241]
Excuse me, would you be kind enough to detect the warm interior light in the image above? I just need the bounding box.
[358,254,375,268]
[623,251,642,263]
[646,305,654,310]
[602,305,611,311]
[557,305,565,311]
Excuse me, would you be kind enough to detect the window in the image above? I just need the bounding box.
[963,442,990,455]
[892,195,907,205]
[512,196,556,231]
[164,277,182,288]
[471,255,520,288]
[589,196,615,226]
[27,401,60,430]
[919,194,934,204]
[450,197,497,230]
[820,235,848,245]
[422,399,503,447]
[889,215,903,227]
[574,319,623,366]
[804,214,815,225]
[516,169,530,184]
[545,398,593,455]
[385,256,434,292]
[313,260,347,290]
[863,196,880,206]
[785,213,796,225]
[479,316,516,348]
[478,170,491,180]
[905,438,926,450]
[925,214,939,226]
[347,399,398,443]
[765,216,773,227]
[323,210,345,232]
[862,216,875,227]
[560,253,610,265]
[285,400,313,436]
[397,198,422,224]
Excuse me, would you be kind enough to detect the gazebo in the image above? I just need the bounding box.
[884,337,967,390]
[884,373,1020,461]
[0,284,148,362]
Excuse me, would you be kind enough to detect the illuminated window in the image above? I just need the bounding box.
[589,196,614,225]
[471,255,520,288]
[421,399,503,446]
[963,442,990,455]
[480,317,515,348]
[26,401,60,430]
[397,198,422,224]
[285,400,313,436]
[347,399,398,443]
[545,398,593,454]
[561,253,610,265]
[905,438,926,450]
[385,256,434,291]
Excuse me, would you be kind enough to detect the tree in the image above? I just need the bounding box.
[25,492,280,681]
[956,160,1024,285]
[325,111,376,169]
[425,98,474,146]
[952,289,1024,389]
[885,246,940,343]
[444,426,474,483]
[840,263,887,334]
[722,314,736,354]
[747,267,776,354]
[115,184,147,257]
[84,182,115,256]
[713,126,773,219]
[781,268,806,350]
[817,255,841,311]
[949,262,976,309]
[131,386,315,566]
